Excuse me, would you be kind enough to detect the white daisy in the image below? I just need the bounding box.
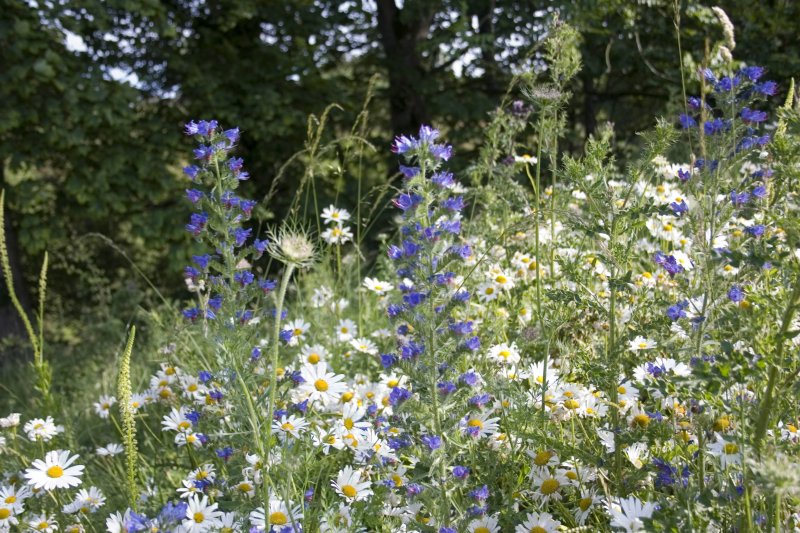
[488,342,521,365]
[321,225,354,245]
[25,450,84,490]
[628,335,656,351]
[24,416,63,442]
[335,319,357,342]
[332,466,372,502]
[468,514,500,532]
[28,513,58,532]
[182,494,223,532]
[321,205,351,225]
[515,511,560,533]
[607,496,656,532]
[249,496,302,530]
[298,363,348,405]
[363,277,394,295]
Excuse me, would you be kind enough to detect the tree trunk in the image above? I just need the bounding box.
[0,165,33,343]
[375,0,434,136]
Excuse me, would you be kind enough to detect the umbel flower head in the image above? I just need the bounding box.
[267,222,316,268]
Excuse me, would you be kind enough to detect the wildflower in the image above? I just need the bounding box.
[321,225,354,245]
[514,154,538,164]
[516,511,560,533]
[96,443,124,457]
[728,285,745,303]
[628,336,656,352]
[298,363,348,405]
[25,450,84,490]
[28,514,58,533]
[607,497,656,532]
[530,469,569,503]
[272,415,309,439]
[24,416,63,441]
[363,277,394,295]
[488,342,521,365]
[182,494,223,532]
[467,514,500,532]
[249,496,302,530]
[321,205,351,225]
[332,466,372,502]
[93,396,116,419]
[63,486,106,514]
[268,224,316,267]
[707,433,741,468]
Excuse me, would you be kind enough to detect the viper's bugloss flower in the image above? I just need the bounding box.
[258,278,277,293]
[421,435,442,450]
[670,199,688,215]
[186,212,208,236]
[453,466,470,480]
[741,107,768,124]
[745,224,765,238]
[730,190,751,207]
[679,114,696,129]
[704,118,730,136]
[469,485,490,501]
[233,270,254,287]
[728,285,745,303]
[677,168,691,182]
[755,80,777,96]
[186,188,204,204]
[193,254,212,269]
[232,227,252,248]
[437,381,456,395]
[388,387,411,406]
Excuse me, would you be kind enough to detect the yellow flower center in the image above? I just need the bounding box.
[307,353,321,364]
[485,287,494,295]
[293,328,303,336]
[344,418,354,430]
[638,342,648,349]
[787,424,798,433]
[4,496,16,504]
[531,527,547,533]
[187,384,198,392]
[38,522,49,530]
[281,422,295,431]
[193,512,205,523]
[315,379,329,392]
[239,483,252,492]
[495,275,507,284]
[342,391,355,402]
[475,528,490,533]
[387,379,399,388]
[178,421,191,431]
[341,484,357,498]
[540,478,560,495]
[633,414,651,427]
[566,470,578,480]
[468,419,483,428]
[533,451,553,466]
[579,496,593,511]
[714,417,731,431]
[0,509,10,519]
[269,512,288,525]
[392,474,403,487]
[196,470,208,480]
[46,465,64,478]
[618,386,627,394]
[159,389,171,399]
[724,443,739,454]
[564,399,580,410]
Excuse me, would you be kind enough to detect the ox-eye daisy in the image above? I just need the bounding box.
[332,466,372,502]
[299,363,347,405]
[25,450,84,491]
[182,494,223,532]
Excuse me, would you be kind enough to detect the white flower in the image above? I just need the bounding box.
[25,450,84,490]
[28,513,58,533]
[516,511,560,533]
[0,485,30,514]
[249,495,302,530]
[488,342,520,365]
[298,363,348,405]
[24,416,63,442]
[182,494,223,532]
[335,319,357,342]
[530,469,569,503]
[321,225,354,245]
[624,442,649,469]
[363,277,394,295]
[321,205,351,226]
[707,433,741,468]
[299,344,329,365]
[0,413,21,428]
[93,396,116,419]
[628,336,656,351]
[350,337,378,355]
[514,154,538,164]
[332,466,372,502]
[468,514,500,532]
[63,486,105,514]
[283,318,310,346]
[459,411,500,439]
[162,407,193,433]
[272,415,309,440]
[607,496,656,532]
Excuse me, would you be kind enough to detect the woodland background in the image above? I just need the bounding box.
[1,0,798,370]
